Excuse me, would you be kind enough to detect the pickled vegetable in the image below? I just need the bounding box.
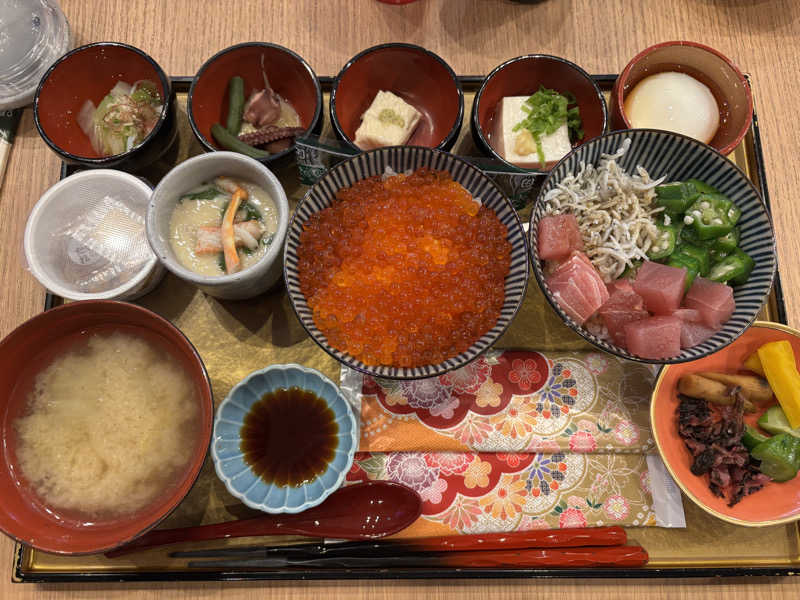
[757,341,800,429]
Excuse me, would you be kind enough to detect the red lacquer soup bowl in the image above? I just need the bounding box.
[0,301,213,554]
[651,321,800,526]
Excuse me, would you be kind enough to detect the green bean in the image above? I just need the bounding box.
[211,123,270,159]
[225,76,245,135]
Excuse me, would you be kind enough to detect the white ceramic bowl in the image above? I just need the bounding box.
[211,364,358,514]
[146,152,289,300]
[24,169,164,301]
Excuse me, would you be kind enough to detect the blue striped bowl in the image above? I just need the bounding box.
[530,129,776,364]
[284,146,529,380]
[211,364,357,514]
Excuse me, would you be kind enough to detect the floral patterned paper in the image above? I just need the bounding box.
[358,350,656,454]
[346,451,657,537]
[345,350,667,536]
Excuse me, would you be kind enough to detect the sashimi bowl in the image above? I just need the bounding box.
[284,145,529,380]
[529,129,776,364]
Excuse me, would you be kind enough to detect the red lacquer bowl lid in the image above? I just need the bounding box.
[652,321,800,526]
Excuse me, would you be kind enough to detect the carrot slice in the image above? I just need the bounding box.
[221,187,248,274]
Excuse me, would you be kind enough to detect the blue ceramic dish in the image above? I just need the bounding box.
[284,145,530,380]
[211,364,357,514]
[529,129,777,364]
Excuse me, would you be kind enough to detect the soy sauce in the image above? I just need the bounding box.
[240,387,338,487]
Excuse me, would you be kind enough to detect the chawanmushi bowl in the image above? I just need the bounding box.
[188,42,323,167]
[0,301,213,554]
[611,41,753,156]
[284,145,529,380]
[330,43,464,153]
[34,42,177,172]
[471,54,608,173]
[529,129,776,364]
[146,151,290,300]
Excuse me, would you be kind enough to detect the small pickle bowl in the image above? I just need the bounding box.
[651,321,800,527]
[529,129,776,364]
[24,169,164,301]
[188,42,323,167]
[330,43,464,153]
[33,42,177,172]
[0,301,213,554]
[471,54,608,173]
[284,145,529,380]
[211,364,358,514]
[146,151,289,300]
[610,41,753,156]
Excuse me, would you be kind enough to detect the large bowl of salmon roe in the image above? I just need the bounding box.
[284,146,529,379]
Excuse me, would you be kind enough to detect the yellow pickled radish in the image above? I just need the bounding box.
[743,350,766,376]
[757,341,800,429]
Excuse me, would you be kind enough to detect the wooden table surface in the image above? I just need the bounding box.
[2,0,800,597]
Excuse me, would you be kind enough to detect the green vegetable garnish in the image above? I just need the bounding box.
[512,86,583,168]
[180,187,220,202]
[378,108,405,128]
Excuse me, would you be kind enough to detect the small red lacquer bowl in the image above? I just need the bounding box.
[188,42,323,167]
[471,54,607,173]
[610,41,753,156]
[34,42,177,172]
[330,43,463,152]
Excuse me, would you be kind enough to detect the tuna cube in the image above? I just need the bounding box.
[683,277,736,329]
[599,279,648,346]
[601,308,650,347]
[633,261,687,315]
[680,321,719,348]
[624,316,683,359]
[670,308,702,323]
[538,214,584,261]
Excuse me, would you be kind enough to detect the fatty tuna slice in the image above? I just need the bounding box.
[633,261,687,315]
[538,214,584,261]
[624,315,683,359]
[546,252,609,324]
[683,277,736,329]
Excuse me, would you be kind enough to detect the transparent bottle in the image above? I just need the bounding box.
[0,0,70,109]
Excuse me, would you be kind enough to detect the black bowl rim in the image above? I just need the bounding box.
[471,53,609,174]
[33,41,173,167]
[329,42,465,153]
[528,127,777,365]
[283,144,530,380]
[0,299,213,555]
[187,41,323,165]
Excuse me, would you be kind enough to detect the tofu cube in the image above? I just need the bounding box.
[354,90,422,150]
[493,96,572,167]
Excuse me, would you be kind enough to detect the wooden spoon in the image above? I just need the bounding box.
[105,481,421,558]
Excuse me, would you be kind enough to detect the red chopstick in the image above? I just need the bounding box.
[396,526,626,552]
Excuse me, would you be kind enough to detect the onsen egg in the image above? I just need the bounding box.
[624,72,720,144]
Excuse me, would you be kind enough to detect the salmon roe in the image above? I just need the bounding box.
[297,169,511,367]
